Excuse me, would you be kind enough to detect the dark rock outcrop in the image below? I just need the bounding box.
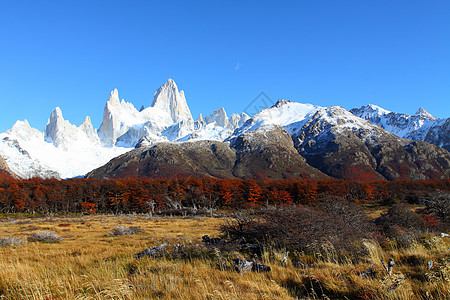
[230,125,326,179]
[232,258,271,273]
[135,243,168,259]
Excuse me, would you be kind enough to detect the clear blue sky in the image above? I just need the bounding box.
[1,0,449,133]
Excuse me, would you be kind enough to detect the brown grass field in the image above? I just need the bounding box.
[0,214,448,299]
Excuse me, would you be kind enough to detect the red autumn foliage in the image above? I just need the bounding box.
[0,176,447,214]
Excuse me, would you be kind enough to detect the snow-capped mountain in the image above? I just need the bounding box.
[1,78,449,180]
[186,108,250,142]
[0,79,249,178]
[97,88,173,147]
[230,100,449,180]
[97,79,248,148]
[88,99,450,181]
[45,107,99,150]
[351,104,450,151]
[0,116,128,179]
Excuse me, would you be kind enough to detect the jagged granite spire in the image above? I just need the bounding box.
[151,79,193,124]
[44,107,66,145]
[98,88,126,147]
[205,107,229,127]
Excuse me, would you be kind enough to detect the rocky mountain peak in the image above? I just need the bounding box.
[151,79,193,124]
[108,88,120,106]
[350,104,391,118]
[79,116,99,144]
[367,104,391,115]
[205,108,229,127]
[414,107,436,120]
[82,116,92,126]
[44,107,65,144]
[196,113,205,123]
[6,119,43,142]
[273,99,292,108]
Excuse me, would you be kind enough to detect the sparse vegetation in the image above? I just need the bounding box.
[107,225,145,236]
[0,176,448,298]
[28,230,63,243]
[0,236,25,246]
[0,208,448,299]
[220,202,374,261]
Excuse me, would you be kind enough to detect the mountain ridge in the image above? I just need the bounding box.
[0,79,449,180]
[351,104,449,151]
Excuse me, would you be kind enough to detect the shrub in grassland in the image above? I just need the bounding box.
[107,225,145,237]
[0,237,26,246]
[29,231,63,243]
[376,202,425,247]
[220,197,376,261]
[420,191,450,230]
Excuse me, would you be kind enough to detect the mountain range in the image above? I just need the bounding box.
[351,104,450,151]
[1,79,449,181]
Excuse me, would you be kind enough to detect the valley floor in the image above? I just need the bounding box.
[0,214,448,299]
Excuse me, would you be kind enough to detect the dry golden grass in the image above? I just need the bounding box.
[0,214,448,299]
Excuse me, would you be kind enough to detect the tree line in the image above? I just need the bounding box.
[0,176,448,214]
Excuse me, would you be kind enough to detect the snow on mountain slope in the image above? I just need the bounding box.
[0,120,57,178]
[97,88,174,147]
[186,108,249,142]
[0,153,17,178]
[1,78,448,180]
[229,100,322,139]
[44,107,99,150]
[229,100,385,146]
[291,105,391,154]
[0,116,129,179]
[351,104,450,150]
[0,79,251,178]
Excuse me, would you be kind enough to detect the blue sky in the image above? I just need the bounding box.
[1,0,449,132]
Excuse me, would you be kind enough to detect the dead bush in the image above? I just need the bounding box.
[28,231,63,243]
[0,237,26,246]
[107,225,145,237]
[220,198,375,260]
[376,202,424,247]
[420,191,450,227]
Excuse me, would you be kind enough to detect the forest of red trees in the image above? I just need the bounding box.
[0,176,448,214]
